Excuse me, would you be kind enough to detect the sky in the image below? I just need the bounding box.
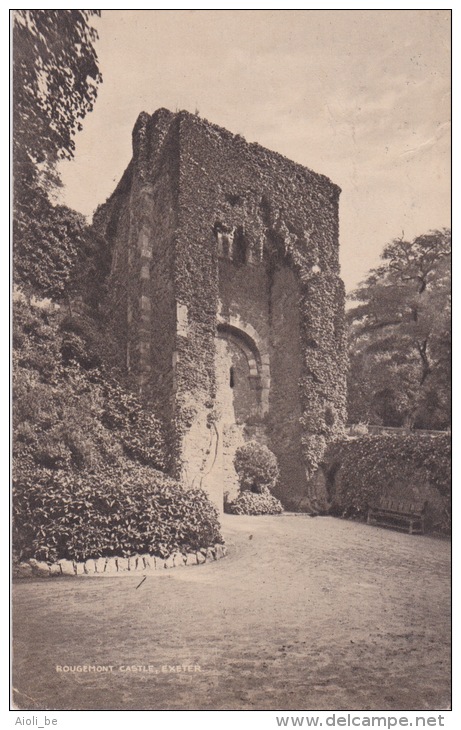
[58,9,451,294]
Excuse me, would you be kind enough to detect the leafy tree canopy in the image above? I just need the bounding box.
[347,229,451,429]
[13,10,102,199]
[13,10,103,300]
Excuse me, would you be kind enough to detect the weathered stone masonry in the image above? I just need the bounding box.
[95,108,347,511]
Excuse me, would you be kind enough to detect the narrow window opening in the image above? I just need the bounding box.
[229,366,235,388]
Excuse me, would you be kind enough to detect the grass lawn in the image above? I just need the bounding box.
[12,514,451,710]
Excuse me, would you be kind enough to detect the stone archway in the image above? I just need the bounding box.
[210,319,270,501]
[217,315,270,416]
[217,323,263,423]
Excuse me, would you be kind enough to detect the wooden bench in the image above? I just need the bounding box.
[367,497,427,534]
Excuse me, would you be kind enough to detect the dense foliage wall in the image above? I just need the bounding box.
[13,300,222,561]
[298,271,348,481]
[325,433,451,533]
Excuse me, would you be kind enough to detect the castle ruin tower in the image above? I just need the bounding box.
[95,109,347,511]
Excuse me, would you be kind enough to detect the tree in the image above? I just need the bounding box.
[14,199,95,302]
[347,229,451,430]
[13,10,102,298]
[13,10,102,199]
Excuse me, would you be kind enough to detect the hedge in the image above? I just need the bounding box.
[326,432,451,533]
[13,464,223,563]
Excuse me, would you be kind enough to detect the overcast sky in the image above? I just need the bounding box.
[58,9,451,294]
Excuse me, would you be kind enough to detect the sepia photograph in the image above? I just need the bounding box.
[11,8,451,718]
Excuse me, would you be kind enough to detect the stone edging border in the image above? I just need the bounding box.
[13,543,227,579]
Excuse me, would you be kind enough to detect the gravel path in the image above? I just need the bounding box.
[12,514,451,710]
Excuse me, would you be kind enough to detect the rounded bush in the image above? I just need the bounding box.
[224,488,283,516]
[12,464,223,563]
[233,441,279,494]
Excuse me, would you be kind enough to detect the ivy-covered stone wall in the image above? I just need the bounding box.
[175,111,346,509]
[94,109,180,469]
[269,265,308,509]
[95,109,347,511]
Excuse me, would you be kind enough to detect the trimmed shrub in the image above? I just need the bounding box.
[233,441,279,493]
[224,488,283,516]
[12,464,223,563]
[227,442,283,515]
[327,432,451,533]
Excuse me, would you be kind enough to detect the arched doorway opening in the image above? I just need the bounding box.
[213,321,270,501]
[217,323,264,423]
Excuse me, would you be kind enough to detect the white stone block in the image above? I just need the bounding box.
[95,558,107,574]
[173,552,186,567]
[59,559,75,576]
[140,295,151,312]
[84,559,96,574]
[176,303,189,337]
[128,556,139,571]
[29,559,50,577]
[215,544,225,560]
[105,558,118,574]
[14,562,33,578]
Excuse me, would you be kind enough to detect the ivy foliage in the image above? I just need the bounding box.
[13,301,167,475]
[13,300,224,561]
[14,199,102,302]
[327,433,451,533]
[298,272,348,477]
